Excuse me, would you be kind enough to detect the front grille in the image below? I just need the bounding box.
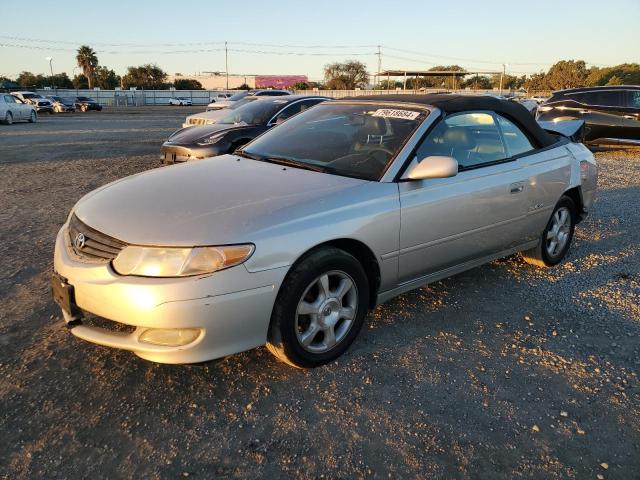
[68,214,127,263]
[82,315,137,334]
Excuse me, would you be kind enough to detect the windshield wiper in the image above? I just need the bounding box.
[234,149,261,160]
[260,157,326,173]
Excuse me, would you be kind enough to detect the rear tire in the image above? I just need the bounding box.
[522,195,576,267]
[267,247,370,368]
[29,111,37,123]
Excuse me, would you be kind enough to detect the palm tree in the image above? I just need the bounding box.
[76,45,98,89]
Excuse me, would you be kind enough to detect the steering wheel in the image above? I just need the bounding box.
[357,144,395,156]
[359,147,393,167]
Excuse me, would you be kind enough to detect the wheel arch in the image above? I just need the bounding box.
[286,238,381,309]
[562,185,585,222]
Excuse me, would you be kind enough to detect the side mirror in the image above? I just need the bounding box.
[406,156,458,180]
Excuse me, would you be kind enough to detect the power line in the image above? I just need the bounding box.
[0,37,617,74]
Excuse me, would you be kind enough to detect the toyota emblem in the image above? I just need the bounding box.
[74,233,86,250]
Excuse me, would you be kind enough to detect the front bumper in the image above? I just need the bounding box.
[160,142,223,164]
[53,225,288,363]
[56,105,76,112]
[35,105,53,113]
[77,104,102,111]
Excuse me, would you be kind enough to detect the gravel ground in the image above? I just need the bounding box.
[0,109,638,479]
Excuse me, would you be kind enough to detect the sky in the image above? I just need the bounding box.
[1,0,638,81]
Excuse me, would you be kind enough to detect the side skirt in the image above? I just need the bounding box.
[376,240,538,305]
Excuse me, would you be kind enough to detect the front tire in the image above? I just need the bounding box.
[3,112,13,125]
[267,247,370,368]
[522,195,576,267]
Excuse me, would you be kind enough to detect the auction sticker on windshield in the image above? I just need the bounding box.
[372,109,420,120]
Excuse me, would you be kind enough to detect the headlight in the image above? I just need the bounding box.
[112,244,254,277]
[197,133,225,146]
[538,106,553,112]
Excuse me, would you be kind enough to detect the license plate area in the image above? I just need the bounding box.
[51,273,81,318]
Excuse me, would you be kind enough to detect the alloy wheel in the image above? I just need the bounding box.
[295,270,358,353]
[546,206,571,257]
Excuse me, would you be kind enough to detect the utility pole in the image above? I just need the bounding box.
[46,57,54,88]
[376,45,382,89]
[225,41,229,89]
[499,63,506,96]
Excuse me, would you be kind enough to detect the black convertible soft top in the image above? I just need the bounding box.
[341,93,557,148]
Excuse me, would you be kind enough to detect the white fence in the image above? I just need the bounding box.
[33,87,524,107]
[33,89,237,106]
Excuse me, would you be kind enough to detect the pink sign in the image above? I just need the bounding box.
[255,75,308,89]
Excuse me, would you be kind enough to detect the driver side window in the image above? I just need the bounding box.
[273,100,319,125]
[414,112,507,170]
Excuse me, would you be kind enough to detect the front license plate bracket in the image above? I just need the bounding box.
[51,273,82,320]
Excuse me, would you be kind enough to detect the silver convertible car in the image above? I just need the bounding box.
[52,94,597,368]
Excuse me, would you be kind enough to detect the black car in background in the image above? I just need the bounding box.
[536,85,640,145]
[161,95,330,164]
[75,96,103,112]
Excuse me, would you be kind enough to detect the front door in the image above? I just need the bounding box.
[397,111,532,283]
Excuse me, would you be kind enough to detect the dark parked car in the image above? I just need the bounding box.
[536,86,640,145]
[161,95,330,164]
[75,96,102,112]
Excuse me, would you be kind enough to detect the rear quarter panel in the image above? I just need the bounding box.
[519,143,573,241]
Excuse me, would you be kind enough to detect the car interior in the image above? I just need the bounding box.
[416,113,510,169]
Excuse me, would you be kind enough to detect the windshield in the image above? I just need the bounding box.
[77,97,94,101]
[228,91,249,101]
[243,103,427,181]
[23,93,39,99]
[229,96,259,110]
[217,99,284,126]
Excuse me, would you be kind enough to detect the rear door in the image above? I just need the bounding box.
[619,89,640,141]
[5,95,24,120]
[567,89,639,141]
[397,111,531,283]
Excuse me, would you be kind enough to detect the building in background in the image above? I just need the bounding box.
[169,73,308,90]
[255,75,308,89]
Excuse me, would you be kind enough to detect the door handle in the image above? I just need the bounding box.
[510,182,524,194]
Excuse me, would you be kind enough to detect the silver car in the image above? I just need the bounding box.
[0,94,37,124]
[52,94,597,368]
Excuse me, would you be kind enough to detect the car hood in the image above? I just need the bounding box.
[73,155,368,246]
[167,124,254,144]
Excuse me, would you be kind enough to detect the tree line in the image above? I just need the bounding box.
[317,60,640,91]
[2,46,638,92]
[1,45,203,90]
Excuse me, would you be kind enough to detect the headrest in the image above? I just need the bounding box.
[443,127,475,149]
[361,116,387,137]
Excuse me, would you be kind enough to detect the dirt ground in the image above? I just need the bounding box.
[0,108,638,479]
